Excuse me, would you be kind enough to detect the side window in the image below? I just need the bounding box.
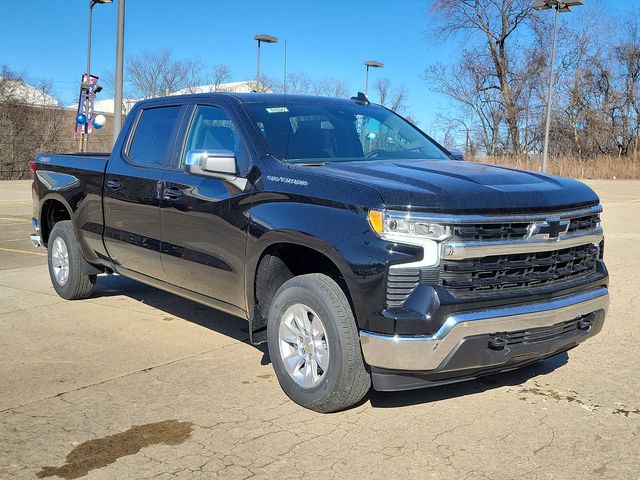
[182,106,248,171]
[127,106,181,167]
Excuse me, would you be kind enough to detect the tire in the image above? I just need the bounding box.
[47,220,96,300]
[267,273,371,413]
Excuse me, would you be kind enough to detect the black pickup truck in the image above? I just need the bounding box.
[30,93,609,412]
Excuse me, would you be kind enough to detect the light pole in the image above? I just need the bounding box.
[112,0,125,146]
[82,0,112,152]
[534,0,583,172]
[254,34,278,92]
[364,60,383,96]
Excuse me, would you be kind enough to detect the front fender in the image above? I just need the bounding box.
[244,199,421,331]
[245,200,370,307]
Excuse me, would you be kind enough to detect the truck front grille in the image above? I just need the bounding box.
[451,213,600,241]
[440,244,599,297]
[384,207,604,309]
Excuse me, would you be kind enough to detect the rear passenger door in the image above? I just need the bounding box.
[160,103,252,309]
[103,104,185,280]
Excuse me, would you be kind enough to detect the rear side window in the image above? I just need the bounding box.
[127,106,181,167]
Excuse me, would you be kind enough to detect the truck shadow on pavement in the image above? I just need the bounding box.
[366,353,569,409]
[91,274,569,410]
[91,273,251,343]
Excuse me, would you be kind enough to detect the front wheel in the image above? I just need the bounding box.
[267,273,371,412]
[47,220,96,300]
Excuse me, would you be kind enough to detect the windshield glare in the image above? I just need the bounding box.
[242,102,449,163]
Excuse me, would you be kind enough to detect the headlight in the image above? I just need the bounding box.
[368,210,452,241]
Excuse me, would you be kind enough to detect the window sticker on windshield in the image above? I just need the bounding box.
[266,107,289,113]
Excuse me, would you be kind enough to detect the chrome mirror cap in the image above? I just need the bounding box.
[185,149,237,176]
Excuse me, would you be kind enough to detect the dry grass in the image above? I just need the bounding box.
[471,155,640,180]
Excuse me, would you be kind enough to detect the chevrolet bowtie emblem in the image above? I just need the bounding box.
[526,217,569,240]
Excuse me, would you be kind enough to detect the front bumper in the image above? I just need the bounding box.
[360,286,608,377]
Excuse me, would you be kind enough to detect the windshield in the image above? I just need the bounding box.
[242,101,449,163]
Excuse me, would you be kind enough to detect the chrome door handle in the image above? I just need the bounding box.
[106,179,121,190]
[163,188,183,200]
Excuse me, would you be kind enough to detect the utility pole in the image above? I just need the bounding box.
[113,0,125,146]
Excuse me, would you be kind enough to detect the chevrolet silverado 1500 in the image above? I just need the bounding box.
[30,93,609,412]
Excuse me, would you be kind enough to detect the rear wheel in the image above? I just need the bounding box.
[267,273,371,412]
[47,220,96,300]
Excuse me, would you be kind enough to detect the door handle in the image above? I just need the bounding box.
[106,179,121,190]
[163,188,183,200]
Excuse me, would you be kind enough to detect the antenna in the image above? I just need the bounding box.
[283,39,288,94]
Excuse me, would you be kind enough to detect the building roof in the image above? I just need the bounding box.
[169,80,258,96]
[0,78,59,107]
[65,80,262,114]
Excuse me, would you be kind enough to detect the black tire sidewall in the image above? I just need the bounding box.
[267,277,352,409]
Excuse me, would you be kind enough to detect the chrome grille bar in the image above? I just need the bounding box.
[442,228,603,260]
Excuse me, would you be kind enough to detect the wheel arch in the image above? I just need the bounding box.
[39,194,73,246]
[247,232,356,344]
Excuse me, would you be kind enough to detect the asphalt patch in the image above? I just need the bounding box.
[36,420,193,479]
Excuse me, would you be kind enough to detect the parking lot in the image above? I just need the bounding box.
[0,179,638,480]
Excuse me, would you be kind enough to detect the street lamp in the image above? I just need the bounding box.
[113,0,125,147]
[534,0,583,172]
[364,60,383,96]
[254,34,278,92]
[82,0,112,152]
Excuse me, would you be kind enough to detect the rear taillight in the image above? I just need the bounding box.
[30,160,37,175]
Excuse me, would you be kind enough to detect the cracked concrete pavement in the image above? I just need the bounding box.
[0,179,638,479]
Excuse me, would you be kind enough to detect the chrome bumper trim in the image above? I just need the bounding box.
[443,229,603,259]
[30,235,42,248]
[30,217,42,247]
[360,287,609,371]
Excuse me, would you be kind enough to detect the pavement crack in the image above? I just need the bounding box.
[0,343,247,414]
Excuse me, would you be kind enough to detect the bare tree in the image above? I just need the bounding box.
[285,73,314,94]
[208,64,233,92]
[425,54,504,155]
[428,0,539,154]
[313,77,349,98]
[374,77,409,114]
[0,66,67,180]
[126,50,203,98]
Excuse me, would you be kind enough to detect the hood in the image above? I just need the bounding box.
[293,159,599,214]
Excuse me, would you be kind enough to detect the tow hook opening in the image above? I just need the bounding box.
[577,316,594,331]
[488,335,508,351]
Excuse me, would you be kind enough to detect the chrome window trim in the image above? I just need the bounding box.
[360,287,609,371]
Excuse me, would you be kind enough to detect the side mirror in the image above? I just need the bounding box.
[184,149,238,177]
[448,150,464,161]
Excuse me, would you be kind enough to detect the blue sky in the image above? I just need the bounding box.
[1,0,638,131]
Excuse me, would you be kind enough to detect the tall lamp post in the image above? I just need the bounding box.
[364,60,383,96]
[82,0,112,152]
[534,0,583,172]
[112,0,125,146]
[254,34,278,92]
